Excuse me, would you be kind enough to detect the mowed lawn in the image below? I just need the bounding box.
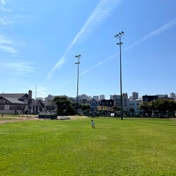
[0,117,176,176]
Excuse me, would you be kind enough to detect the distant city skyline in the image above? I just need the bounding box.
[42,91,175,100]
[0,1,176,98]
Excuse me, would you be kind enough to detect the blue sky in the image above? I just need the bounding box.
[0,0,176,99]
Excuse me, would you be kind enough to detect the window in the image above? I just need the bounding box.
[0,105,4,110]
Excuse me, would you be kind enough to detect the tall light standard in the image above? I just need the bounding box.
[35,85,37,114]
[114,31,124,120]
[75,54,81,112]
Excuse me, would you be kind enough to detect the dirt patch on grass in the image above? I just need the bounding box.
[0,115,89,124]
[56,115,89,120]
[170,118,176,121]
[68,115,89,120]
[0,115,40,124]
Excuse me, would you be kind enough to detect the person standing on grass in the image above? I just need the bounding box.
[91,119,95,129]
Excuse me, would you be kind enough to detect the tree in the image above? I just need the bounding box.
[151,99,176,117]
[138,102,151,116]
[139,99,176,117]
[81,103,90,111]
[83,109,91,116]
[113,106,121,112]
[112,106,121,117]
[45,104,56,113]
[53,96,76,115]
[129,107,135,116]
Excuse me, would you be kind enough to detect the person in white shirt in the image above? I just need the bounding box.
[91,119,95,129]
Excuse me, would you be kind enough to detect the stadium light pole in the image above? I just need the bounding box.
[35,85,37,114]
[75,54,81,112]
[114,31,124,120]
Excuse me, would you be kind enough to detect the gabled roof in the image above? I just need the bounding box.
[0,96,25,104]
[0,93,27,100]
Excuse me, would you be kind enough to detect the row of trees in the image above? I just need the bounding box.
[139,98,176,117]
[52,96,125,116]
[53,96,91,115]
[47,96,176,117]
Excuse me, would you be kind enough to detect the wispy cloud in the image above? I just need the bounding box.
[0,0,12,26]
[60,17,176,87]
[1,61,35,72]
[0,0,10,12]
[0,34,13,44]
[0,45,17,55]
[0,0,18,55]
[45,0,123,80]
[0,17,12,25]
[124,18,176,51]
[0,0,6,6]
[0,35,18,55]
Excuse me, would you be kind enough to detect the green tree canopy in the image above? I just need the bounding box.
[139,98,176,117]
[81,103,90,111]
[53,96,76,115]
[113,106,121,112]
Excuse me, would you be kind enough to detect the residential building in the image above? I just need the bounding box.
[100,99,113,107]
[112,93,128,110]
[128,99,142,113]
[123,93,129,110]
[90,99,98,111]
[110,95,114,99]
[142,95,158,102]
[99,95,105,100]
[132,92,138,100]
[157,94,168,99]
[0,90,33,114]
[113,95,121,107]
[170,92,176,100]
[93,96,99,101]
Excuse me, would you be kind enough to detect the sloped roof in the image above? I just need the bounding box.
[0,93,27,99]
[1,96,25,104]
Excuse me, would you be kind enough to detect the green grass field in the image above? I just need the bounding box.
[0,117,176,176]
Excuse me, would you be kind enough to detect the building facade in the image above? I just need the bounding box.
[112,93,128,110]
[170,92,176,100]
[132,92,139,100]
[93,96,99,101]
[0,90,33,114]
[99,95,105,100]
[90,99,98,111]
[128,99,142,114]
[142,95,158,102]
[100,99,113,107]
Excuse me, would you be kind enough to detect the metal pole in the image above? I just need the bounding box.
[77,60,79,105]
[75,54,81,113]
[119,37,123,120]
[35,85,37,114]
[115,31,124,120]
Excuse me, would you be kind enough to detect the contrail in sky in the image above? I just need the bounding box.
[84,17,176,73]
[59,17,176,87]
[0,0,5,5]
[45,0,123,81]
[124,18,176,51]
